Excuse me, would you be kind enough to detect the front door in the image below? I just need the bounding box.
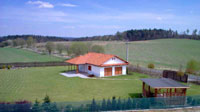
[104,68,112,76]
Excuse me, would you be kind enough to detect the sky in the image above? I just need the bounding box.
[0,0,200,37]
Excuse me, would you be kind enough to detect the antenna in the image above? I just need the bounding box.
[126,41,129,62]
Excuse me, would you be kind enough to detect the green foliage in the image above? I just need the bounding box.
[45,42,55,54]
[7,65,12,69]
[101,99,106,111]
[43,94,51,103]
[148,63,155,69]
[56,43,65,54]
[32,99,42,112]
[91,45,104,53]
[69,42,88,56]
[186,59,199,74]
[2,65,6,69]
[26,36,34,48]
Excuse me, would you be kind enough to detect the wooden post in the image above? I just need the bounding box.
[183,88,186,96]
[155,88,157,97]
[143,82,145,97]
[170,88,172,97]
[148,85,151,97]
[76,65,79,73]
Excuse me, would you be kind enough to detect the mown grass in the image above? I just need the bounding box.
[0,66,199,102]
[0,48,64,63]
[103,39,200,69]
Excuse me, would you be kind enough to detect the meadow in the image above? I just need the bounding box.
[103,39,200,70]
[0,48,63,63]
[0,66,199,102]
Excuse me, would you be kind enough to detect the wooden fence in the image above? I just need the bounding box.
[128,65,163,77]
[163,70,188,83]
[0,62,73,68]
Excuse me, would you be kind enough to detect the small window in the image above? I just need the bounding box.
[112,57,115,60]
[88,66,92,71]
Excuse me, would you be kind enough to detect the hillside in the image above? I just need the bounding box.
[0,48,64,63]
[104,39,200,69]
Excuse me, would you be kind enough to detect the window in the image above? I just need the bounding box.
[112,57,115,60]
[88,66,91,71]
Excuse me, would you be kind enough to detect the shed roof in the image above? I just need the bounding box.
[140,78,189,89]
[66,52,129,66]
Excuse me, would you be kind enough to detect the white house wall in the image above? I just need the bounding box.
[78,64,127,77]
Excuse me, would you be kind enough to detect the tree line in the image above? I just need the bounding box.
[1,95,200,112]
[0,35,71,43]
[76,29,200,41]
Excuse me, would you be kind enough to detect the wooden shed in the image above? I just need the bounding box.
[141,78,189,97]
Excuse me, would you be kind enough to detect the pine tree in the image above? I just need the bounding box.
[90,98,97,111]
[106,99,112,111]
[32,99,42,112]
[111,96,117,110]
[117,97,122,110]
[101,98,106,111]
[126,98,132,109]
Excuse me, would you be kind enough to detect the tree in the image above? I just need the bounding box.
[186,29,190,35]
[56,43,65,54]
[116,97,122,110]
[90,98,97,111]
[42,94,51,112]
[106,99,112,110]
[111,96,117,110]
[45,42,55,54]
[91,45,104,53]
[27,36,34,48]
[101,98,106,111]
[69,42,88,57]
[185,59,199,74]
[32,99,42,112]
[16,38,26,48]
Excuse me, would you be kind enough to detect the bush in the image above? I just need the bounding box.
[185,59,200,74]
[177,71,184,76]
[148,63,155,69]
[2,65,6,69]
[7,65,12,69]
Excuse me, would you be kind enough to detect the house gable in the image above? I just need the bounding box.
[103,57,126,65]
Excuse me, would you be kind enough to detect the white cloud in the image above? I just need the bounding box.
[27,1,54,8]
[60,3,77,7]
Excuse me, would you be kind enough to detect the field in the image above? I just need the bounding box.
[96,39,200,70]
[0,48,64,63]
[0,66,200,102]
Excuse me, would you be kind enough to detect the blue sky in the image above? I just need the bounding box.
[0,0,200,37]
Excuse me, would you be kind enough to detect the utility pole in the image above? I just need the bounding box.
[126,41,129,62]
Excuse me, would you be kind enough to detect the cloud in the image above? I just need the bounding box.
[60,3,77,7]
[27,1,54,8]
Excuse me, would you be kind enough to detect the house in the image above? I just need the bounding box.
[141,78,189,97]
[66,52,129,77]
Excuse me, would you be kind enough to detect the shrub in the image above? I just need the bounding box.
[148,63,155,69]
[177,71,184,76]
[2,65,6,69]
[7,65,12,69]
[185,59,199,74]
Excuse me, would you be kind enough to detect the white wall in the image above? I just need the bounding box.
[103,57,125,65]
[78,64,127,77]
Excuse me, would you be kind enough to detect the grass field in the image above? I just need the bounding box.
[0,48,64,63]
[0,66,199,102]
[103,39,200,69]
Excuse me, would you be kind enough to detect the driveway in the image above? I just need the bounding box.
[60,71,89,79]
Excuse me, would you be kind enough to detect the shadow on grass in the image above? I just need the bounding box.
[128,93,142,98]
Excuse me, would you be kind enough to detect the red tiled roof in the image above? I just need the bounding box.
[66,52,129,66]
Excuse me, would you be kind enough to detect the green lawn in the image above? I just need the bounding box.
[0,66,199,102]
[0,48,64,63]
[103,39,200,69]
